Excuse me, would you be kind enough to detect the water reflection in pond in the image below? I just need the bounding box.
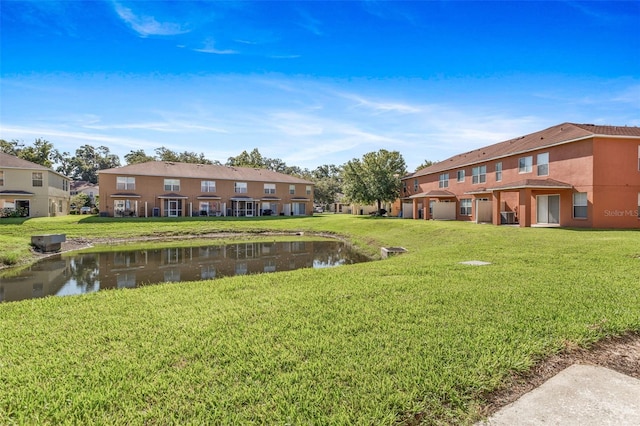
[0,241,369,303]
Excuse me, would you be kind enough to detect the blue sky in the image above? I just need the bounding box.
[1,1,639,171]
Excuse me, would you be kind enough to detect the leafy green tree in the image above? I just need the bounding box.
[226,148,265,168]
[124,149,156,165]
[66,145,121,183]
[312,164,342,207]
[342,149,407,215]
[0,139,21,156]
[415,159,436,172]
[154,147,215,164]
[1,138,61,169]
[70,193,90,210]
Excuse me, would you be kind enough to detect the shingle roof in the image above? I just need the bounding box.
[0,152,51,170]
[410,123,640,178]
[99,161,314,185]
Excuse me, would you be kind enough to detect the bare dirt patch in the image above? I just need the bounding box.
[478,332,640,418]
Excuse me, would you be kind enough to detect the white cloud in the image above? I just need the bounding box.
[113,2,190,37]
[193,39,237,55]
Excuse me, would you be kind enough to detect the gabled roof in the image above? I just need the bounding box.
[409,123,640,178]
[0,152,52,171]
[99,161,314,185]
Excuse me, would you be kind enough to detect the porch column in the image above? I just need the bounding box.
[492,192,501,226]
[412,198,419,220]
[518,188,532,227]
[424,198,431,220]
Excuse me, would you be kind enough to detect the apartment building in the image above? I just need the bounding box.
[98,161,314,217]
[401,123,640,228]
[0,152,71,217]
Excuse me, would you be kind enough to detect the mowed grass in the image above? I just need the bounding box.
[1,215,639,424]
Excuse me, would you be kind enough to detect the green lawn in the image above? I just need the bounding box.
[1,215,639,424]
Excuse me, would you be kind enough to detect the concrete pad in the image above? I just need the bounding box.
[479,364,640,425]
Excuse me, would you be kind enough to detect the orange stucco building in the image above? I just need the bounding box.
[401,123,640,228]
[98,161,314,218]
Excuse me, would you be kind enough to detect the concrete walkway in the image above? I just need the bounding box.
[478,364,640,425]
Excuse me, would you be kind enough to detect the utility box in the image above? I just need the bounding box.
[381,246,407,259]
[31,234,66,253]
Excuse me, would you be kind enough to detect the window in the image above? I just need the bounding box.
[164,179,180,191]
[116,176,135,190]
[0,171,4,186]
[537,152,549,176]
[264,183,276,194]
[460,198,472,216]
[402,181,407,193]
[472,165,486,184]
[638,193,640,219]
[495,162,502,182]
[637,146,640,171]
[413,179,418,192]
[58,201,63,213]
[439,173,449,188]
[32,172,43,187]
[457,170,465,182]
[519,156,533,173]
[573,192,587,219]
[306,185,312,195]
[201,180,216,192]
[234,182,247,193]
[63,180,69,191]
[289,185,295,195]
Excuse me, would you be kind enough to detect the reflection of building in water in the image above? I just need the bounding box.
[96,241,322,289]
[0,257,71,302]
[0,241,367,302]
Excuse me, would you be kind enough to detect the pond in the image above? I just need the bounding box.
[0,241,369,303]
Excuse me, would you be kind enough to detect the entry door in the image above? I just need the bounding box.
[246,202,254,217]
[168,200,179,217]
[537,195,560,224]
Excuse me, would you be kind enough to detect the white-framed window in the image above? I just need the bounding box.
[495,162,502,182]
[63,180,69,191]
[116,176,135,190]
[32,172,43,187]
[637,145,640,171]
[164,179,180,191]
[472,165,486,184]
[439,173,449,188]
[264,183,276,194]
[58,201,63,213]
[573,192,587,219]
[457,170,465,182]
[234,182,247,193]
[306,185,312,195]
[638,193,640,218]
[0,171,4,186]
[460,198,472,216]
[519,156,533,173]
[413,179,418,192]
[201,180,216,192]
[289,185,295,195]
[537,152,549,176]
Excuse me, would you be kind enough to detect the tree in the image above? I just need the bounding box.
[226,148,265,168]
[415,159,436,172]
[1,138,61,168]
[341,149,407,215]
[66,145,121,183]
[70,193,90,210]
[124,149,156,165]
[154,147,215,164]
[311,164,342,207]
